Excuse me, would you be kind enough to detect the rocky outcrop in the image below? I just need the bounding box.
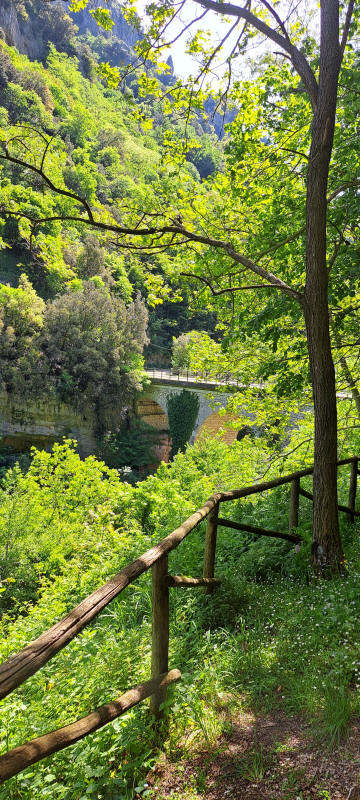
[0,0,40,59]
[0,0,139,61]
[0,391,97,457]
[69,0,140,47]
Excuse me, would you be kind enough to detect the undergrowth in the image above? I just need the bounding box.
[0,438,359,799]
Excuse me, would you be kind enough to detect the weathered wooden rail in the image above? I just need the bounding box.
[0,456,358,783]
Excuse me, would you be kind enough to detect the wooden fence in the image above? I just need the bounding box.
[0,456,358,783]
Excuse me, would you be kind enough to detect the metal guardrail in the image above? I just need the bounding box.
[145,367,243,388]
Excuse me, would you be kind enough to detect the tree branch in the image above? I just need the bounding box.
[259,0,291,44]
[180,273,287,295]
[3,203,303,301]
[174,224,303,301]
[0,131,303,304]
[0,146,95,224]
[255,225,306,260]
[332,303,360,322]
[327,180,360,203]
[192,0,318,107]
[340,0,355,61]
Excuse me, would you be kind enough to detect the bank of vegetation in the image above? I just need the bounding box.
[0,26,219,466]
[1,434,360,799]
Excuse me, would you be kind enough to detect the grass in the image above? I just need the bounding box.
[319,682,352,748]
[234,744,269,781]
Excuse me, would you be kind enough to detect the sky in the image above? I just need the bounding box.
[134,0,320,83]
[135,0,256,81]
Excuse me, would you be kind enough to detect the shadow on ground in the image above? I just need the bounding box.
[145,708,360,799]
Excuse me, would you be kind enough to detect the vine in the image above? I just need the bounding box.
[166,390,200,458]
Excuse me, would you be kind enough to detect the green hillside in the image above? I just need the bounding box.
[0,35,220,452]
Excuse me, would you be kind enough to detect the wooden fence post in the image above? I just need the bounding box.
[348,458,358,523]
[151,555,169,717]
[289,477,300,533]
[203,503,219,593]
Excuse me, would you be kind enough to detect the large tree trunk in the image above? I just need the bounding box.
[304,0,344,571]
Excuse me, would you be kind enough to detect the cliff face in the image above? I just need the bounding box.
[0,0,39,59]
[0,0,139,61]
[0,0,77,59]
[0,390,98,458]
[69,0,140,47]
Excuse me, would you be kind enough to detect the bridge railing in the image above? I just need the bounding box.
[145,366,243,387]
[0,456,358,782]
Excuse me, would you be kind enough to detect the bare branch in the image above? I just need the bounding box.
[192,0,318,107]
[340,0,355,61]
[194,18,239,85]
[151,6,208,52]
[259,0,291,44]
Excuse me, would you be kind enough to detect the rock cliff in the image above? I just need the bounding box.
[0,390,98,457]
[0,0,139,61]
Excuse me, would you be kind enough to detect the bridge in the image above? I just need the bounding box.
[138,368,251,462]
[0,370,249,463]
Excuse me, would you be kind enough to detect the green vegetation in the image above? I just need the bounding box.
[98,416,162,482]
[0,32,220,436]
[166,389,200,457]
[0,3,360,797]
[0,275,148,426]
[11,0,358,569]
[0,33,218,450]
[1,437,360,799]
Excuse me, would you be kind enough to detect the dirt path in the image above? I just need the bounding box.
[144,709,360,799]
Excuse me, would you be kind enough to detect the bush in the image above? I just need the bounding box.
[98,416,162,481]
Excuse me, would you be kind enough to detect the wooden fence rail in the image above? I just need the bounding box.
[0,455,358,783]
[0,670,181,782]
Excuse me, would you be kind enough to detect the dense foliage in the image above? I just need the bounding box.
[0,30,222,406]
[0,30,223,451]
[1,436,360,799]
[166,389,200,457]
[98,416,162,482]
[0,275,148,421]
[2,7,359,481]
[0,4,360,796]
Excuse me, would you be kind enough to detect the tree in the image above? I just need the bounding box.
[171,332,192,372]
[0,1,358,571]
[40,282,148,424]
[98,415,161,480]
[0,274,45,392]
